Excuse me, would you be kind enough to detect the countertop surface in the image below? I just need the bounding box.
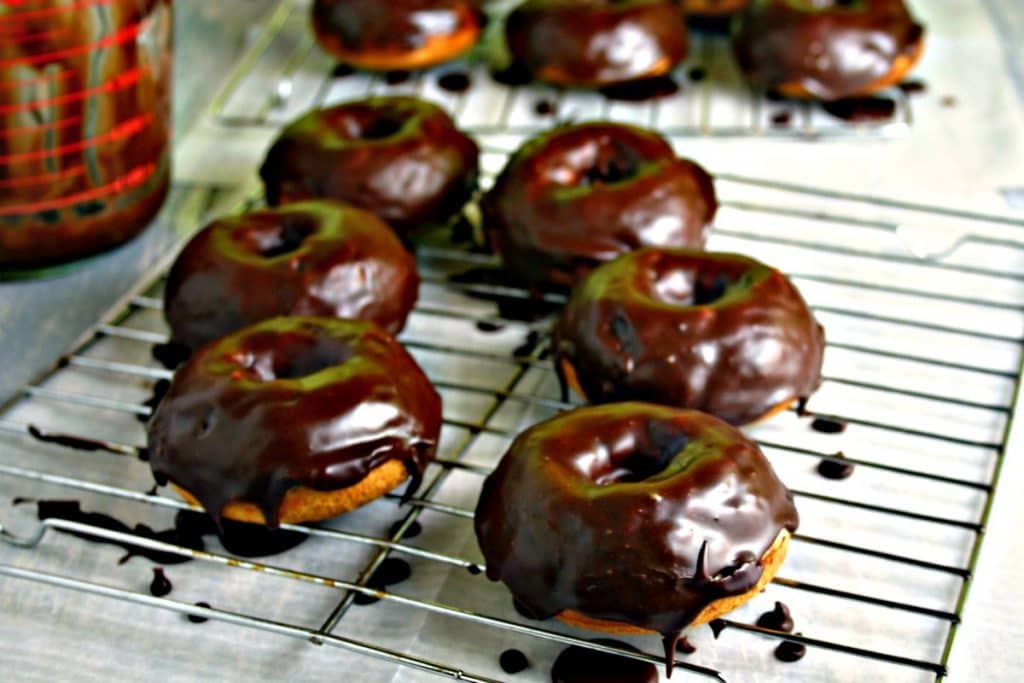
[1,1,1023,682]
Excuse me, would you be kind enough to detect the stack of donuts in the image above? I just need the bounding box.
[308,0,926,102]
[147,1,849,673]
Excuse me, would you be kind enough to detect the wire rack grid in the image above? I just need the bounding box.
[204,0,914,141]
[2,154,1024,680]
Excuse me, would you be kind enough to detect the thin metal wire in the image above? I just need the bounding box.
[205,0,914,141]
[1,155,1020,682]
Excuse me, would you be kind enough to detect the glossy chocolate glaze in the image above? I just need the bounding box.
[733,0,924,100]
[483,123,717,288]
[506,0,687,87]
[260,97,480,234]
[147,317,441,527]
[164,200,419,351]
[311,0,482,68]
[553,248,825,425]
[475,403,799,657]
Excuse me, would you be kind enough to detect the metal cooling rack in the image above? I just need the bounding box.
[205,0,913,140]
[2,162,1024,680]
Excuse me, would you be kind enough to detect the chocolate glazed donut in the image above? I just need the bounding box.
[164,200,419,352]
[475,402,799,673]
[506,0,688,87]
[732,0,925,100]
[553,248,825,425]
[148,317,442,527]
[483,122,717,288]
[311,0,484,71]
[260,96,480,235]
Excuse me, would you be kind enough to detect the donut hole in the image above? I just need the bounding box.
[579,142,640,186]
[588,423,691,486]
[651,266,734,307]
[235,214,318,259]
[327,106,408,141]
[232,336,351,382]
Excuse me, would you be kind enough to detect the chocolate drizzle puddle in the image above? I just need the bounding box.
[331,63,355,78]
[513,330,543,359]
[353,558,412,605]
[599,76,679,102]
[774,639,806,662]
[551,640,658,683]
[811,417,846,434]
[756,601,794,632]
[475,320,505,333]
[31,500,306,562]
[27,425,122,455]
[499,649,530,674]
[534,99,557,116]
[822,97,896,122]
[150,567,173,597]
[187,602,211,623]
[898,79,926,94]
[817,454,855,480]
[490,62,534,86]
[35,500,202,564]
[388,519,422,540]
[384,70,412,85]
[438,71,472,93]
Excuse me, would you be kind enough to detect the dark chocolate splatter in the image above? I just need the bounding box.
[551,640,658,683]
[438,71,472,93]
[599,76,679,102]
[388,519,422,540]
[756,601,794,632]
[187,602,211,623]
[149,567,173,597]
[774,640,806,662]
[811,417,846,434]
[822,97,896,122]
[500,648,530,674]
[490,62,533,86]
[817,455,855,480]
[385,70,411,85]
[354,558,412,605]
